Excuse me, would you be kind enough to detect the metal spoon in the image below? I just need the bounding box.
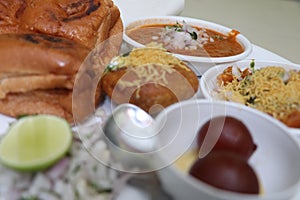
[103,103,157,153]
[102,103,161,172]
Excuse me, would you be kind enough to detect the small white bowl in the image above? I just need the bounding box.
[123,16,252,74]
[200,60,300,134]
[155,100,300,200]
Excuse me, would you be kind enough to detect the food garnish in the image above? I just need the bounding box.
[159,21,215,51]
[104,47,189,73]
[0,115,72,171]
[249,59,255,72]
[127,20,244,57]
[216,63,300,127]
[166,21,198,40]
[101,47,199,114]
[0,112,116,199]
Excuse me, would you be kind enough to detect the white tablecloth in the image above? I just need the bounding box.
[113,0,185,24]
[1,1,299,199]
[111,1,300,199]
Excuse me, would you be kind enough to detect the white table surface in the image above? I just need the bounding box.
[1,1,299,199]
[113,0,185,24]
[181,0,300,65]
[112,1,300,199]
[114,44,300,200]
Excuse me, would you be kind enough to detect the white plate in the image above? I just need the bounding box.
[0,115,15,136]
[0,46,299,200]
[200,60,300,135]
[1,0,299,198]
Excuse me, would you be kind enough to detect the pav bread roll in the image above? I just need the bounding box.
[101,48,199,114]
[0,0,25,34]
[0,0,123,51]
[0,33,102,122]
[0,0,122,48]
[0,0,123,122]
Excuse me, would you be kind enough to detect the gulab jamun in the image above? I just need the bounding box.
[189,151,259,194]
[197,116,257,160]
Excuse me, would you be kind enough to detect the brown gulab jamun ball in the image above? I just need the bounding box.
[197,116,257,160]
[189,151,260,194]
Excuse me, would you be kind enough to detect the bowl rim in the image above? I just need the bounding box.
[200,59,300,98]
[156,99,300,199]
[200,59,300,133]
[123,15,252,63]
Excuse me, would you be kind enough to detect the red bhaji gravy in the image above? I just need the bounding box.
[126,24,244,57]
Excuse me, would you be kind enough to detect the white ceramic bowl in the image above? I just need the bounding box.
[155,100,300,200]
[123,16,252,74]
[200,60,300,135]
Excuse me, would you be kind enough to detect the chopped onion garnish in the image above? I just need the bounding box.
[232,66,242,80]
[282,71,290,83]
[0,107,117,200]
[160,21,213,50]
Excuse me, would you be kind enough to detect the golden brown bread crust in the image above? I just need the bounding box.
[0,0,122,49]
[0,33,90,75]
[101,64,199,113]
[0,0,25,34]
[0,90,74,122]
[72,16,123,122]
[0,33,90,100]
[0,0,123,122]
[0,81,103,123]
[0,74,72,99]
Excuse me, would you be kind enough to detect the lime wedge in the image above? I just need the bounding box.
[0,115,72,171]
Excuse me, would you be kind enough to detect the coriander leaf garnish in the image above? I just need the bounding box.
[104,55,125,73]
[122,52,130,57]
[250,59,255,73]
[166,21,183,32]
[212,35,224,40]
[20,196,39,200]
[189,31,198,40]
[105,63,119,72]
[165,21,199,40]
[246,96,256,105]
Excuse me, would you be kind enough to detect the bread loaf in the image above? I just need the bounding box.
[0,0,123,122]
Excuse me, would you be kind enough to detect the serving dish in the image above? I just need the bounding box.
[0,21,299,200]
[0,0,299,199]
[123,16,252,74]
[200,60,300,134]
[156,100,300,200]
[0,46,300,200]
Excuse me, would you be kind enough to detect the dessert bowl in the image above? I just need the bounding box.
[155,100,300,200]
